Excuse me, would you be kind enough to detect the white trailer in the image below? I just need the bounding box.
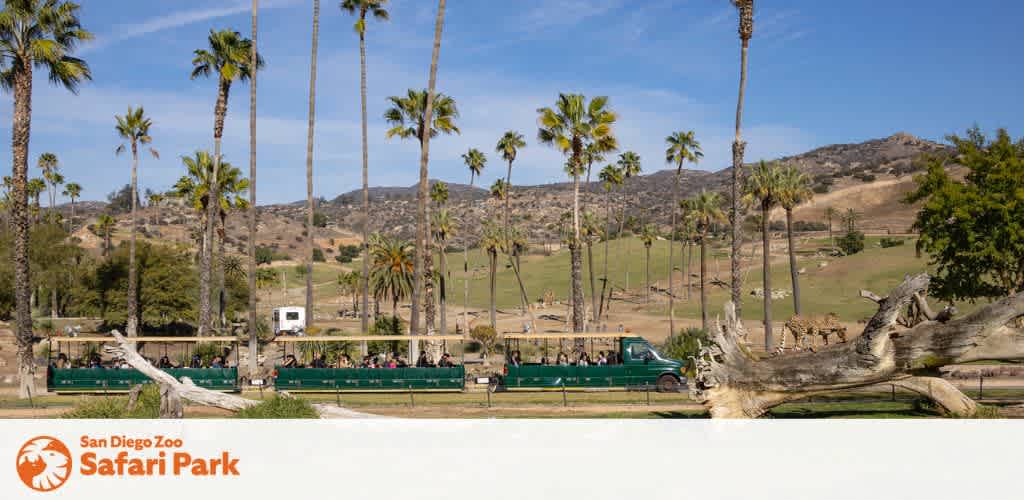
[272,307,305,335]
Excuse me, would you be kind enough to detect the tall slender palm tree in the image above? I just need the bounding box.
[302,0,321,330]
[777,165,813,315]
[341,0,389,335]
[640,224,656,304]
[616,151,641,290]
[62,182,82,230]
[687,190,726,330]
[115,106,158,337]
[730,0,755,318]
[0,1,91,396]
[597,164,622,318]
[247,0,259,375]
[744,160,782,350]
[480,221,502,329]
[664,130,702,334]
[430,180,452,334]
[460,147,485,332]
[581,136,618,193]
[37,152,58,217]
[824,206,839,251]
[384,87,458,335]
[26,177,44,220]
[191,28,262,335]
[537,94,617,331]
[494,130,534,326]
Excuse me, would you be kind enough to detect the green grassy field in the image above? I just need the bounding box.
[441,234,990,324]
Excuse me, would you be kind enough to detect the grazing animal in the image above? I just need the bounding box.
[779,313,848,352]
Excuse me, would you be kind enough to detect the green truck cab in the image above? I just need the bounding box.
[500,335,686,392]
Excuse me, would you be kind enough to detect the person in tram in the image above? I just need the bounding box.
[53,353,69,369]
[310,352,326,368]
[337,353,352,368]
[508,350,522,367]
[416,351,431,368]
[189,354,202,368]
[157,355,173,368]
[395,354,409,368]
[596,351,608,366]
[211,356,225,368]
[577,352,591,366]
[282,354,298,368]
[556,352,570,366]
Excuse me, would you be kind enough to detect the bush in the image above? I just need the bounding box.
[879,237,905,248]
[61,385,161,419]
[837,231,865,255]
[313,248,325,262]
[812,184,830,194]
[334,244,361,264]
[793,220,828,232]
[236,395,319,419]
[313,212,328,228]
[256,246,287,265]
[469,325,498,356]
[368,315,407,356]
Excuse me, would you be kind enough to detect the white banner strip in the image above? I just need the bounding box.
[3,420,1020,499]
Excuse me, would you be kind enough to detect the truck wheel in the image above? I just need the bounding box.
[656,374,681,393]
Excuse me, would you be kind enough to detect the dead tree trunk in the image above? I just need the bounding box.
[691,273,1024,418]
[103,330,378,418]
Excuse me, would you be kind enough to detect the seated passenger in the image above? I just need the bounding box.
[395,354,409,368]
[189,354,202,369]
[282,354,298,368]
[556,352,569,366]
[337,353,352,368]
[596,351,608,366]
[439,353,457,367]
[310,352,326,368]
[211,356,225,368]
[416,352,430,368]
[54,353,69,369]
[157,355,173,368]
[508,350,521,367]
[577,352,590,366]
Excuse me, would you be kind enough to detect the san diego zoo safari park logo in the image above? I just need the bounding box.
[15,434,241,493]
[16,436,72,492]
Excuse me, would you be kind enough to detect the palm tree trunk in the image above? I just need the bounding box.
[304,0,321,330]
[414,0,447,339]
[488,250,496,329]
[685,238,692,301]
[359,22,371,335]
[463,172,473,334]
[587,241,597,325]
[201,78,230,336]
[247,0,260,378]
[126,142,140,337]
[570,169,584,332]
[761,201,772,351]
[700,233,708,331]
[668,170,680,335]
[439,244,447,335]
[731,38,751,320]
[600,188,612,319]
[786,208,801,316]
[645,245,650,304]
[217,213,227,329]
[11,61,35,398]
[69,198,75,231]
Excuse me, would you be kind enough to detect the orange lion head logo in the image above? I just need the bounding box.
[16,436,72,492]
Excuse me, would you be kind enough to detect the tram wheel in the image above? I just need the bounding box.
[656,374,681,393]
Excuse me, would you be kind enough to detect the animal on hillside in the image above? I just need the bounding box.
[779,313,848,353]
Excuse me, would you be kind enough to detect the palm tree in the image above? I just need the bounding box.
[597,164,622,318]
[302,0,321,330]
[37,153,59,218]
[640,224,656,304]
[687,190,726,330]
[0,0,92,398]
[537,94,617,331]
[190,28,262,336]
[368,233,414,316]
[460,147,485,332]
[115,106,158,337]
[744,160,782,350]
[777,165,813,315]
[581,136,618,194]
[730,0,755,318]
[26,178,44,221]
[341,0,389,335]
[664,130,703,335]
[96,214,116,257]
[247,0,260,375]
[824,206,839,251]
[480,221,502,329]
[62,182,82,230]
[430,181,454,335]
[385,88,459,336]
[841,208,863,233]
[494,130,534,325]
[616,151,641,290]
[338,270,361,315]
[581,210,603,323]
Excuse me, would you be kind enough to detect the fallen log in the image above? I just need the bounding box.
[103,330,378,419]
[691,273,1024,418]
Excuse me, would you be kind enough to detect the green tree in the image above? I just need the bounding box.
[460,147,486,332]
[91,242,200,330]
[341,0,389,335]
[744,160,782,349]
[908,127,1024,299]
[686,190,726,330]
[62,182,82,230]
[729,0,755,319]
[95,214,116,257]
[368,233,414,315]
[37,152,60,218]
[0,0,92,396]
[537,93,617,331]
[385,87,459,335]
[777,164,812,315]
[26,177,44,220]
[338,270,361,315]
[191,27,262,336]
[664,130,703,334]
[824,206,839,251]
[115,106,158,337]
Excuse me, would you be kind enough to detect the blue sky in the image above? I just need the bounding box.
[3,0,1022,204]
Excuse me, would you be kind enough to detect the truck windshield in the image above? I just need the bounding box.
[629,342,665,361]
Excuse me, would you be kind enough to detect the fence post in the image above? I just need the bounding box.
[979,375,984,400]
[409,385,415,408]
[562,380,567,407]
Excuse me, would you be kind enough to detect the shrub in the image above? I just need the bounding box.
[879,237,905,248]
[469,325,498,357]
[236,395,319,419]
[812,184,830,194]
[313,248,325,262]
[61,385,161,419]
[661,328,708,363]
[334,244,361,264]
[837,231,865,255]
[313,212,328,228]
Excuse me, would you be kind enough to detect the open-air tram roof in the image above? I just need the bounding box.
[502,333,631,340]
[47,336,239,343]
[272,335,468,342]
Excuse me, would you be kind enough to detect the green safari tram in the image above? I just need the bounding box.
[498,333,687,392]
[271,335,467,392]
[45,336,241,393]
